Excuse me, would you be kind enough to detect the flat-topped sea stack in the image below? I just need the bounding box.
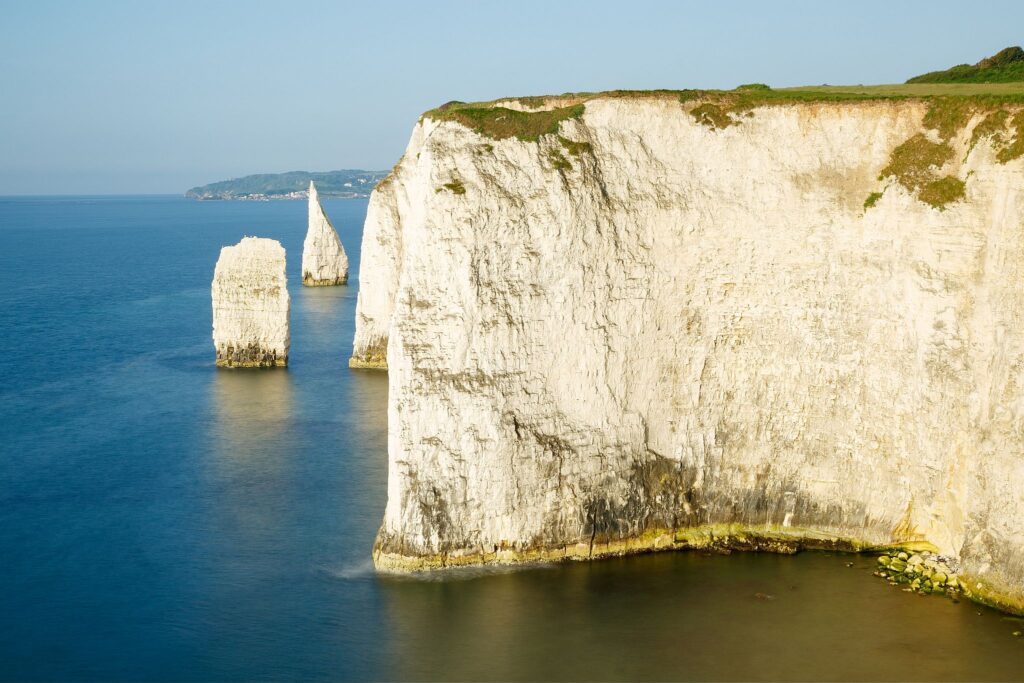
[356,87,1024,613]
[212,236,290,368]
[302,181,349,286]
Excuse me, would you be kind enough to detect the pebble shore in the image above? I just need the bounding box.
[874,550,963,598]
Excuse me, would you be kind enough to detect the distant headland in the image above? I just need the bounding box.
[185,169,387,200]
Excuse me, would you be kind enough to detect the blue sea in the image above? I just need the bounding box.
[1,196,1022,681]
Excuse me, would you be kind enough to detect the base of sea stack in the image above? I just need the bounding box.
[348,355,387,370]
[372,524,1024,615]
[215,346,287,368]
[302,275,348,286]
[216,358,287,368]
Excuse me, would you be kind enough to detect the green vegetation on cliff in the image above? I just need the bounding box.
[907,46,1024,84]
[424,83,1024,143]
[424,101,585,142]
[421,65,1024,212]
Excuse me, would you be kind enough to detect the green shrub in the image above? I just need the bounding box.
[908,46,1024,84]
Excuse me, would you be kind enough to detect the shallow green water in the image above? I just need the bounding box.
[380,551,1024,681]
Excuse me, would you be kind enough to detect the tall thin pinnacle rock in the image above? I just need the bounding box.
[302,181,349,286]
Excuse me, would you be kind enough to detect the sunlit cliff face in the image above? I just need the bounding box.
[353,94,1024,613]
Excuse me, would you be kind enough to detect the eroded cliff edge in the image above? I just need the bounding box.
[353,92,1024,613]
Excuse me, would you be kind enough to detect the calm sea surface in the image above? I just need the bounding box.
[0,195,1022,681]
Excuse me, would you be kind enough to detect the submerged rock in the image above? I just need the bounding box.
[211,236,289,367]
[302,181,348,286]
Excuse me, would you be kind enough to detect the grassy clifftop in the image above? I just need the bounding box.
[424,83,1024,143]
[421,82,1024,212]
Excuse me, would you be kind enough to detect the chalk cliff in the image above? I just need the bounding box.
[354,92,1024,613]
[302,181,349,286]
[212,236,290,367]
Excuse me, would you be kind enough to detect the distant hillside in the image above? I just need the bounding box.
[907,46,1024,84]
[186,169,387,200]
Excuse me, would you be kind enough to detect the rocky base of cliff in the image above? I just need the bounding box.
[348,337,387,369]
[373,523,933,570]
[375,525,1024,615]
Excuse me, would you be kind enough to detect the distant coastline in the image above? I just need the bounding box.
[186,169,387,201]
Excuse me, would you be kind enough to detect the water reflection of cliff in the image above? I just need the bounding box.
[295,285,353,354]
[207,368,296,550]
[211,369,294,461]
[343,370,388,460]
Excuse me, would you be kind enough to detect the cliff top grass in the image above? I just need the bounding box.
[424,82,1024,141]
[779,82,1024,97]
[424,101,586,142]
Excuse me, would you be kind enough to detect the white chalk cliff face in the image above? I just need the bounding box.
[302,181,349,286]
[354,95,1024,612]
[212,236,290,367]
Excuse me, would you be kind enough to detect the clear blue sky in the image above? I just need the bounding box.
[2,0,1022,194]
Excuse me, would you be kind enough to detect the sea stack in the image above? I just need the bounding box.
[211,236,290,367]
[302,181,349,286]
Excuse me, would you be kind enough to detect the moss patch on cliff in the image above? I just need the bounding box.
[919,176,966,206]
[963,109,1024,162]
[558,135,592,156]
[863,191,883,210]
[546,149,572,172]
[877,98,985,209]
[970,109,1010,149]
[690,102,737,129]
[922,97,977,140]
[997,112,1024,162]
[436,180,466,195]
[881,134,953,189]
